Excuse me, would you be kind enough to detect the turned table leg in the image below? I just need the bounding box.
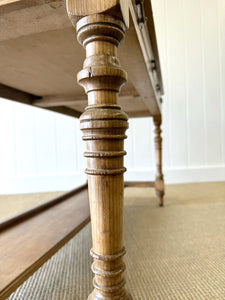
[67,11,132,300]
[153,115,165,206]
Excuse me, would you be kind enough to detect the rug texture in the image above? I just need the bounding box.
[7,182,225,299]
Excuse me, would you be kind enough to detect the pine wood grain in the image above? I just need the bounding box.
[124,181,155,188]
[66,0,129,27]
[67,3,133,298]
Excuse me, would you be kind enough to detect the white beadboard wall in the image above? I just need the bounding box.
[0,99,86,194]
[148,0,225,183]
[0,0,225,194]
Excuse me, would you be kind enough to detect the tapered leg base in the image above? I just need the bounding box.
[155,179,164,207]
[156,193,164,207]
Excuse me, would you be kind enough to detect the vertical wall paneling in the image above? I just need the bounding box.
[133,118,154,169]
[34,108,57,175]
[13,103,37,177]
[183,0,205,167]
[0,99,15,179]
[152,0,224,182]
[200,0,208,166]
[161,0,171,169]
[55,114,77,174]
[182,0,190,167]
[152,0,172,170]
[218,0,225,165]
[166,0,188,168]
[0,100,87,194]
[200,0,222,165]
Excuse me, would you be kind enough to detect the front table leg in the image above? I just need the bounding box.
[69,13,132,300]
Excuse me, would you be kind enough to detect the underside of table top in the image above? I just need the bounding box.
[0,0,163,118]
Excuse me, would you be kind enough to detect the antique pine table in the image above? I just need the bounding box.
[0,1,164,299]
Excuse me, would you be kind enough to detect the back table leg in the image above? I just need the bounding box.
[153,115,165,206]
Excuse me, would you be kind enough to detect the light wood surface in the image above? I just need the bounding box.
[0,186,90,299]
[0,191,63,225]
[124,181,155,188]
[0,0,162,118]
[67,0,129,27]
[0,184,87,230]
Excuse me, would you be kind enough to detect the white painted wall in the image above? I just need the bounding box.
[0,99,86,194]
[0,0,224,194]
[151,0,225,183]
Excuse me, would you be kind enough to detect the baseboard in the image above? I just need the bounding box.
[0,173,87,194]
[125,165,225,184]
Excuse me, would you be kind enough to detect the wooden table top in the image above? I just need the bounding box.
[0,0,163,118]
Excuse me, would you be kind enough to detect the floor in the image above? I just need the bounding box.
[6,182,225,299]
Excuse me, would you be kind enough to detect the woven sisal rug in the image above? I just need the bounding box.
[7,182,225,299]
